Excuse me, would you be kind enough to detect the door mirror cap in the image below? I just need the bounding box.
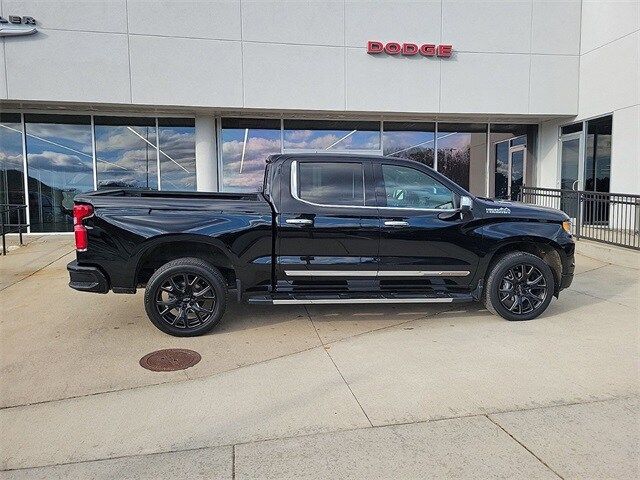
[460,196,473,212]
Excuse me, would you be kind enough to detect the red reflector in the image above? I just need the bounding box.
[74,225,88,251]
[73,204,93,251]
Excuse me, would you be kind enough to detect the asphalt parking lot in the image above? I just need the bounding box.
[1,236,638,479]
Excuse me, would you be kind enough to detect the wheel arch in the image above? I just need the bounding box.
[134,234,237,287]
[485,237,564,296]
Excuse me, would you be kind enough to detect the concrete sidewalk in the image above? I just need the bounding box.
[2,398,637,479]
[1,238,638,478]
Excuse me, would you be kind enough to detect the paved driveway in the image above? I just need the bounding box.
[1,236,638,479]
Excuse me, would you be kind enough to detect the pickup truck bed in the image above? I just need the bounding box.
[70,188,274,296]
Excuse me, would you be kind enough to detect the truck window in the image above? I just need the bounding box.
[297,162,365,206]
[382,164,454,210]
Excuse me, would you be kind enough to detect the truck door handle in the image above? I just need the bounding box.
[384,220,409,227]
[286,218,313,225]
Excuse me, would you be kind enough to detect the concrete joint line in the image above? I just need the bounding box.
[485,414,565,480]
[304,305,374,428]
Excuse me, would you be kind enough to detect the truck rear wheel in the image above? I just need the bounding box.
[484,252,555,321]
[144,258,227,336]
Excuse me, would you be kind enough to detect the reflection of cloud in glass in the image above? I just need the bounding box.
[221,129,281,192]
[28,151,91,173]
[95,125,158,189]
[25,121,94,232]
[159,126,196,191]
[283,130,380,150]
[27,123,92,153]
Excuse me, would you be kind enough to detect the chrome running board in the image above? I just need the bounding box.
[247,293,475,305]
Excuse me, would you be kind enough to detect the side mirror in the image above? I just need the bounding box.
[460,195,473,213]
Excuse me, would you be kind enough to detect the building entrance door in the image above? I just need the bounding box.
[559,133,582,220]
[494,137,526,201]
[508,145,525,201]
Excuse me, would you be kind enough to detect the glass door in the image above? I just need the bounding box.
[559,133,582,220]
[493,138,526,201]
[508,146,525,201]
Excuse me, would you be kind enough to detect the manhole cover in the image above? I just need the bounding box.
[139,349,201,372]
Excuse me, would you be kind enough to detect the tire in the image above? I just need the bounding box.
[483,252,555,321]
[144,257,227,336]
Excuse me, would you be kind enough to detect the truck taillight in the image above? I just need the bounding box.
[73,204,93,251]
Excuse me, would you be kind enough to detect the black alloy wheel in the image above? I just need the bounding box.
[155,273,216,329]
[497,263,547,315]
[484,251,555,321]
[144,258,227,336]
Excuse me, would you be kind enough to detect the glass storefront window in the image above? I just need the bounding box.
[24,114,94,232]
[158,118,196,191]
[436,123,487,193]
[220,118,281,192]
[95,116,158,190]
[383,122,435,167]
[0,114,26,217]
[283,120,380,151]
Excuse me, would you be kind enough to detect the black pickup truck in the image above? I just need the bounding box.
[68,154,575,336]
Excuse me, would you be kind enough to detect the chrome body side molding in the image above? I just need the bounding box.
[284,270,470,277]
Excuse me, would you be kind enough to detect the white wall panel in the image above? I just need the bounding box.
[529,55,579,114]
[531,0,581,55]
[345,0,441,47]
[442,0,532,53]
[127,0,241,40]
[3,0,127,33]
[4,30,130,103]
[243,43,345,110]
[129,36,242,107]
[578,32,639,118]
[345,48,440,113]
[610,105,640,195]
[580,0,639,53]
[536,119,562,189]
[242,0,344,46]
[440,53,530,113]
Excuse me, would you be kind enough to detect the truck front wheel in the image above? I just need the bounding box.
[484,252,555,321]
[144,258,227,336]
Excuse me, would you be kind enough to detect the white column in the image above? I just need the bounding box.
[195,116,218,191]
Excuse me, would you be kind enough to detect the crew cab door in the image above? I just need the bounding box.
[374,161,481,287]
[275,158,379,286]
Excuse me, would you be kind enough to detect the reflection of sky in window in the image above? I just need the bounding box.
[0,120,25,204]
[25,122,93,198]
[25,121,94,232]
[383,131,435,156]
[221,128,281,192]
[159,125,196,191]
[283,129,380,150]
[95,125,158,189]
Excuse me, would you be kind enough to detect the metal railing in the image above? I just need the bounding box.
[1,204,29,255]
[519,187,640,250]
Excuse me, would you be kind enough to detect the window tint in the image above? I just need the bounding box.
[382,164,454,210]
[298,162,364,206]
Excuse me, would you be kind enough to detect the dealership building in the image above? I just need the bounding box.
[0,0,638,233]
